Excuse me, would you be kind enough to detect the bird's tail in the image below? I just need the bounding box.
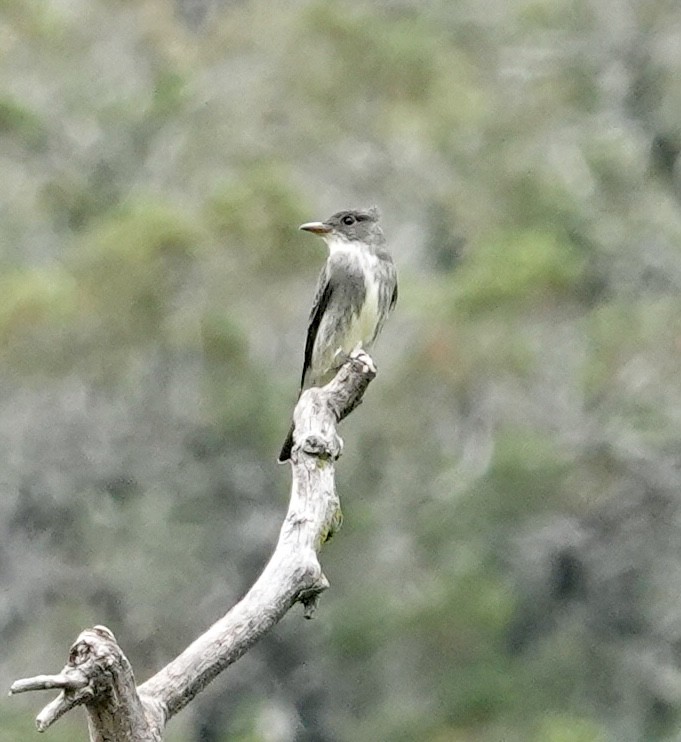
[278,422,295,463]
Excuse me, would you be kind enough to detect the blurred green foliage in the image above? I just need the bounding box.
[2,1,681,741]
[455,230,586,314]
[0,97,48,149]
[206,162,309,273]
[292,3,484,141]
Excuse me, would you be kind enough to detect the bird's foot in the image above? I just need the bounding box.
[349,347,377,375]
[332,345,375,374]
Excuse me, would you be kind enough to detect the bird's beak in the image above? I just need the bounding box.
[299,221,332,235]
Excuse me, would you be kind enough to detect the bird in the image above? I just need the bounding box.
[278,206,398,463]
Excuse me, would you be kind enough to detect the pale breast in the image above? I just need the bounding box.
[341,253,382,351]
[310,245,386,381]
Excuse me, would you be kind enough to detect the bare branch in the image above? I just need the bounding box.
[36,691,87,733]
[12,625,163,738]
[10,350,376,739]
[9,672,88,695]
[292,349,378,461]
[11,656,93,732]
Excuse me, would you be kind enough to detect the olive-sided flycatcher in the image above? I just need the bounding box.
[278,207,398,462]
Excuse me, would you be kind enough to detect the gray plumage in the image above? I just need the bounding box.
[278,207,397,462]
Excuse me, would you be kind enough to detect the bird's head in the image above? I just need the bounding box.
[299,207,383,250]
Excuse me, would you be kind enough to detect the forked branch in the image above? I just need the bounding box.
[10,349,377,740]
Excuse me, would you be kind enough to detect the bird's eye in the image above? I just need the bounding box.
[341,215,356,226]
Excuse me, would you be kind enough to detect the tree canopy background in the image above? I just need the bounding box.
[2,1,681,740]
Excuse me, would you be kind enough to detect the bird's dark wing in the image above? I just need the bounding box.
[279,266,334,463]
[301,265,333,390]
[390,281,398,311]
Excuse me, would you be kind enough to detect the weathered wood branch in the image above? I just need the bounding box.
[9,349,377,740]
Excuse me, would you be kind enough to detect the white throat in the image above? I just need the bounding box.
[324,234,357,256]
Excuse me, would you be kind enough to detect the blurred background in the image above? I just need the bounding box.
[2,0,681,740]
